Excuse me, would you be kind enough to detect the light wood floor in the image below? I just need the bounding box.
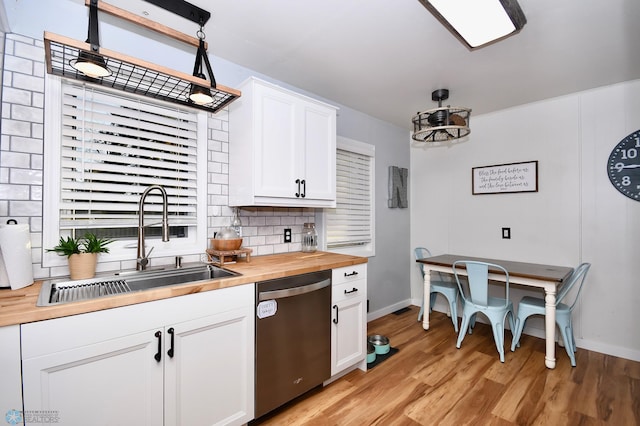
[252,306,640,425]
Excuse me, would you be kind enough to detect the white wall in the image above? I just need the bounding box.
[410,79,640,361]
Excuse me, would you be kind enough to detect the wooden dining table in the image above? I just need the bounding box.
[416,254,574,369]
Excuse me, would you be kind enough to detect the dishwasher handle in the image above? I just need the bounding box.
[258,278,331,301]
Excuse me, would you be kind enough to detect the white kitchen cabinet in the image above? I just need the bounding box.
[229,76,337,208]
[21,284,255,426]
[0,325,23,421]
[331,264,367,376]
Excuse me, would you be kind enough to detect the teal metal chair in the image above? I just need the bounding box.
[510,262,591,367]
[453,260,515,362]
[414,247,460,332]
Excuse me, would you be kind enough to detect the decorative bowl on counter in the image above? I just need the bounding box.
[211,227,243,251]
[211,238,243,251]
[368,334,390,355]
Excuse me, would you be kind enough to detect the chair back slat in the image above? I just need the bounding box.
[556,262,591,310]
[466,262,490,305]
[453,260,510,308]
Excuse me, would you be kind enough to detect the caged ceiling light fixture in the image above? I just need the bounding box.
[44,0,241,114]
[418,0,526,49]
[411,89,471,143]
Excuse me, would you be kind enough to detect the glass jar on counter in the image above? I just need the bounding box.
[301,223,317,253]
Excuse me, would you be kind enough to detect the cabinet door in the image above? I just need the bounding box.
[253,83,300,199]
[164,305,254,426]
[22,330,164,426]
[331,294,366,376]
[301,102,336,201]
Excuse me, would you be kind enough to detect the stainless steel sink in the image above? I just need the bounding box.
[37,264,239,306]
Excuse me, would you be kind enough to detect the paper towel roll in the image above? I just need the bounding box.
[0,222,34,290]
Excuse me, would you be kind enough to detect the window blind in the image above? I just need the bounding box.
[326,148,373,248]
[59,82,199,230]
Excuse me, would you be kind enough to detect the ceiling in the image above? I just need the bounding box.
[70,0,640,129]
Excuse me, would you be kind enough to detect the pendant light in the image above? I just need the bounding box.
[44,0,241,114]
[70,0,112,78]
[189,25,217,106]
[412,89,471,143]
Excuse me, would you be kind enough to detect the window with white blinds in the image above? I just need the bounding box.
[58,83,201,231]
[43,76,207,265]
[324,138,375,256]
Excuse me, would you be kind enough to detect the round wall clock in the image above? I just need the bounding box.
[607,130,640,201]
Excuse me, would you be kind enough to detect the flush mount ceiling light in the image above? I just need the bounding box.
[418,0,526,49]
[44,0,240,114]
[412,89,471,143]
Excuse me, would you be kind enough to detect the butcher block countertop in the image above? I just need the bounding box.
[0,251,367,327]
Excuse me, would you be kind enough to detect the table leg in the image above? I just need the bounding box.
[422,267,432,330]
[544,289,557,369]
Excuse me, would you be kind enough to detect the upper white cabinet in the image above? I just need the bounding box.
[21,284,255,426]
[229,77,337,208]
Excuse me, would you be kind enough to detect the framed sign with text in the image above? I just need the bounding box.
[472,161,538,195]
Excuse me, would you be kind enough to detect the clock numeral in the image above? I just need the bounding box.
[621,148,637,160]
[634,136,640,148]
[614,162,625,172]
[622,176,631,186]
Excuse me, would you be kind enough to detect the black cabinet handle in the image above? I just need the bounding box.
[344,271,359,277]
[332,304,339,324]
[344,287,358,294]
[167,327,175,358]
[154,331,162,362]
[295,179,301,197]
[301,179,306,198]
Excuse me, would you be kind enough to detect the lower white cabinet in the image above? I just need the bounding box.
[331,264,367,376]
[21,284,255,426]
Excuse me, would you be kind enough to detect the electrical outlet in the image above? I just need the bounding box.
[284,228,292,243]
[502,227,511,239]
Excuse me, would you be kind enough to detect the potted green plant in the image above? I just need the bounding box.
[47,233,113,280]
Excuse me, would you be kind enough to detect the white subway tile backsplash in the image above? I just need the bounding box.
[10,136,42,154]
[11,104,43,123]
[0,183,29,199]
[14,41,44,62]
[2,119,30,136]
[3,55,33,74]
[12,73,44,92]
[31,123,43,139]
[0,150,30,168]
[10,168,42,184]
[9,200,41,216]
[2,87,31,105]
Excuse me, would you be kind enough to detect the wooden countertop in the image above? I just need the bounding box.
[0,251,367,327]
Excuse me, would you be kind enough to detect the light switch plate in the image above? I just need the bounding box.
[502,227,511,239]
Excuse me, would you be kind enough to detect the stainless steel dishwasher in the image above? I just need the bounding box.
[254,270,331,418]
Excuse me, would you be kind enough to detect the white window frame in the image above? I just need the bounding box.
[43,75,208,268]
[317,136,375,258]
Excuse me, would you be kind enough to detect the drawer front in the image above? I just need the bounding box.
[332,279,366,304]
[332,264,367,286]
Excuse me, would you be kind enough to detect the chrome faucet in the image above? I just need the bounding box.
[137,185,170,271]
